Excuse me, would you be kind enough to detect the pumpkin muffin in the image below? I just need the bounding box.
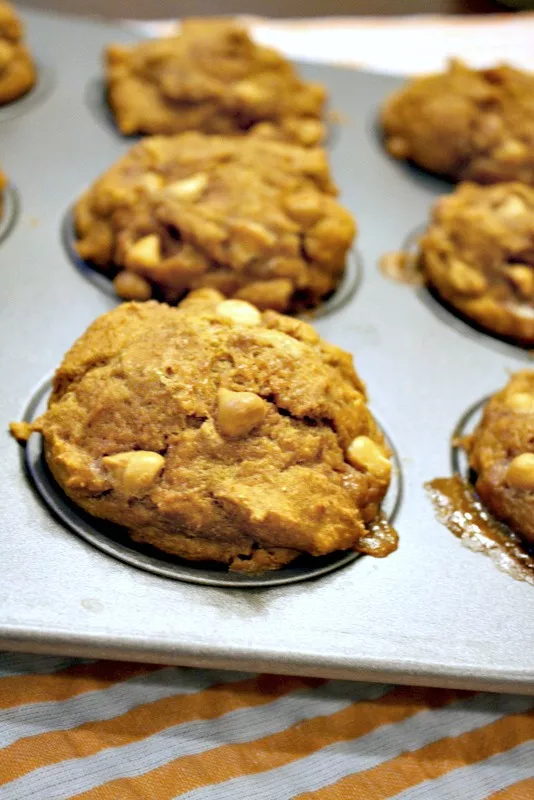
[106,18,326,146]
[11,291,396,573]
[74,131,356,312]
[463,371,534,546]
[382,60,534,184]
[418,182,534,344]
[0,1,35,105]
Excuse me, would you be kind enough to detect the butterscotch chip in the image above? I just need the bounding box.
[506,454,534,491]
[106,18,327,146]
[0,2,35,105]
[74,131,356,313]
[418,182,534,344]
[347,436,392,481]
[464,370,534,545]
[381,60,534,184]
[216,299,262,326]
[216,389,267,438]
[12,291,394,573]
[102,451,165,495]
[505,392,534,413]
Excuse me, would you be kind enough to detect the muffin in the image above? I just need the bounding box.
[0,1,35,105]
[106,18,326,146]
[382,60,534,184]
[74,131,356,312]
[418,182,534,344]
[463,371,534,546]
[11,291,395,573]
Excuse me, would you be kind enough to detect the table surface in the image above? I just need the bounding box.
[18,0,512,20]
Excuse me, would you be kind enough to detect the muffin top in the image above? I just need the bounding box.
[419,182,534,344]
[75,131,356,312]
[0,1,35,104]
[13,290,395,572]
[106,18,326,145]
[382,60,534,184]
[465,370,534,546]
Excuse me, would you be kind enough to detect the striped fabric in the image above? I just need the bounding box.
[0,654,533,799]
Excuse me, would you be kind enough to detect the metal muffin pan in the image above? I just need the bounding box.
[1,8,534,692]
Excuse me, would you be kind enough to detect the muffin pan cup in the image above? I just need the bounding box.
[20,378,402,589]
[2,8,534,692]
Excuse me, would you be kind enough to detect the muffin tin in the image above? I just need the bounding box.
[1,8,534,692]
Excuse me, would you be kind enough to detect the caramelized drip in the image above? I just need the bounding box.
[426,475,534,585]
[379,251,424,286]
[358,513,399,557]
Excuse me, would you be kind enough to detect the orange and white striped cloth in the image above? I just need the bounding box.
[2,13,534,799]
[0,653,533,798]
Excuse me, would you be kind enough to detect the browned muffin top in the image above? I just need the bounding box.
[106,18,326,146]
[382,60,534,184]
